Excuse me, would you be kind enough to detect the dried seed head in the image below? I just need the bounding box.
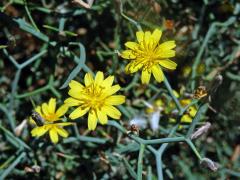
[165,19,174,30]
[191,122,211,140]
[32,165,41,173]
[200,158,219,172]
[193,86,208,99]
[72,0,94,9]
[127,124,139,135]
[24,165,41,173]
[24,167,34,173]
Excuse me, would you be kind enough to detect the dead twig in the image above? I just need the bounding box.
[72,0,94,9]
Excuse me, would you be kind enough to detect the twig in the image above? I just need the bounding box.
[72,0,94,9]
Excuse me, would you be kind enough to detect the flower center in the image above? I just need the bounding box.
[83,83,106,110]
[132,44,159,70]
[45,113,59,122]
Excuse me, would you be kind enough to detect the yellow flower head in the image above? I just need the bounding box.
[30,98,72,144]
[148,90,197,127]
[65,71,126,130]
[121,29,177,84]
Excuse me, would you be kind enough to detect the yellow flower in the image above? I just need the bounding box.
[121,29,177,84]
[182,64,205,78]
[65,71,125,130]
[30,98,72,144]
[173,90,197,123]
[180,106,197,123]
[148,90,197,127]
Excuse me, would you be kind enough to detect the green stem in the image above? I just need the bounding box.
[186,139,202,160]
[147,166,152,180]
[108,121,185,145]
[0,152,26,179]
[137,144,145,180]
[24,0,40,31]
[163,76,182,112]
[16,85,49,99]
[131,136,186,145]
[155,152,163,180]
[0,104,15,131]
[0,124,31,150]
[63,136,107,144]
[190,17,236,90]
[16,75,60,99]
[154,125,179,179]
[123,73,139,92]
[49,86,61,98]
[119,0,142,31]
[122,157,137,179]
[186,103,208,138]
[0,154,15,169]
[180,99,198,115]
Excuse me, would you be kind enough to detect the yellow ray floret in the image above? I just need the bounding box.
[121,29,177,84]
[30,98,73,144]
[65,71,126,130]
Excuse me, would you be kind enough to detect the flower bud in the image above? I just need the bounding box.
[200,158,219,171]
[191,122,211,140]
[14,119,27,136]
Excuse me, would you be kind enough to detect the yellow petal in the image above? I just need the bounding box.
[48,98,56,114]
[42,103,49,116]
[35,106,42,116]
[104,85,121,96]
[181,115,192,123]
[158,50,176,58]
[121,50,136,59]
[88,110,98,130]
[125,63,132,73]
[97,110,108,125]
[55,122,74,126]
[56,127,69,138]
[180,99,191,106]
[141,69,151,84]
[69,80,84,90]
[125,42,139,50]
[159,59,177,70]
[136,31,144,43]
[144,31,151,46]
[173,90,180,98]
[189,106,197,117]
[152,65,164,82]
[152,29,162,44]
[84,72,94,86]
[156,41,176,58]
[105,95,125,105]
[69,106,90,119]
[159,41,176,50]
[64,97,82,106]
[56,104,68,117]
[103,105,121,119]
[49,127,59,144]
[125,62,143,74]
[102,75,114,87]
[68,89,82,99]
[31,126,49,137]
[95,71,104,84]
[169,118,176,123]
